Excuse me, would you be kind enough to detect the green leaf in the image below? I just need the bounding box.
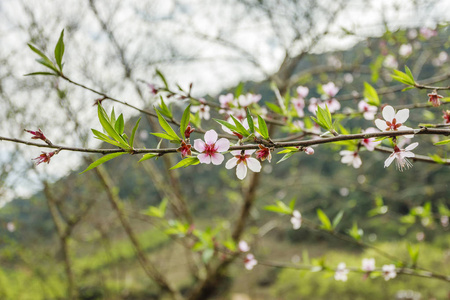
[180,105,191,139]
[277,147,299,154]
[170,157,200,170]
[151,132,179,141]
[28,43,51,61]
[266,102,282,114]
[257,115,269,139]
[289,198,296,210]
[155,69,169,89]
[363,82,380,106]
[347,222,363,241]
[80,152,126,174]
[115,114,125,135]
[155,109,180,142]
[214,119,238,132]
[332,210,344,229]
[230,115,250,137]
[91,128,123,147]
[264,200,292,214]
[317,209,332,231]
[158,96,172,118]
[235,82,244,97]
[407,244,419,266]
[54,29,65,71]
[434,139,450,145]
[246,108,255,133]
[97,105,129,148]
[404,65,415,83]
[139,153,158,162]
[277,152,294,164]
[129,117,141,148]
[24,72,58,76]
[391,69,415,86]
[36,58,59,73]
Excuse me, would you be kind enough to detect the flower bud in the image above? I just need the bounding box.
[304,147,314,155]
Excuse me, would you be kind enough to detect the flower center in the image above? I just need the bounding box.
[385,118,402,130]
[204,143,217,156]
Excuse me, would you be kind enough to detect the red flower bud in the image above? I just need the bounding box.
[33,151,56,165]
[443,110,450,124]
[177,140,192,158]
[25,129,47,141]
[184,124,195,139]
[255,145,271,162]
[428,91,443,107]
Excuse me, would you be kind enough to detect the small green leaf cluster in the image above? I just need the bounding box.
[26,29,65,76]
[316,209,344,231]
[264,198,296,215]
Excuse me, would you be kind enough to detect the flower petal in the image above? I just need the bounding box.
[198,153,211,164]
[244,149,256,155]
[210,153,224,165]
[405,142,419,151]
[225,157,238,169]
[246,158,262,173]
[353,155,362,168]
[382,105,395,121]
[384,154,395,168]
[375,119,387,131]
[236,163,247,180]
[204,130,218,144]
[395,109,409,123]
[230,150,241,156]
[194,139,206,152]
[215,138,230,152]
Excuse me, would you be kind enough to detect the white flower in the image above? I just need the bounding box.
[290,210,302,230]
[334,262,349,282]
[6,222,15,232]
[382,264,397,281]
[191,104,210,120]
[226,150,262,180]
[362,258,375,272]
[304,147,315,155]
[375,105,414,138]
[399,44,413,57]
[308,97,323,115]
[340,150,362,169]
[384,142,419,171]
[325,98,341,113]
[358,100,378,120]
[361,127,381,151]
[383,55,398,69]
[238,240,250,252]
[244,254,257,270]
[219,93,235,109]
[238,93,261,107]
[194,130,230,165]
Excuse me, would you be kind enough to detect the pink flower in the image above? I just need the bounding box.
[25,128,47,141]
[304,147,314,155]
[322,82,339,98]
[290,210,302,230]
[361,127,381,151]
[238,241,250,252]
[194,130,230,165]
[238,93,261,107]
[292,98,305,117]
[375,105,413,138]
[308,97,323,115]
[296,86,309,98]
[362,258,375,272]
[339,150,362,169]
[226,150,261,180]
[6,222,15,232]
[219,93,235,109]
[244,254,257,270]
[428,91,443,107]
[325,98,341,113]
[358,100,378,120]
[384,142,418,171]
[420,28,437,39]
[148,83,159,95]
[334,262,349,282]
[191,104,210,120]
[382,264,397,281]
[33,151,56,165]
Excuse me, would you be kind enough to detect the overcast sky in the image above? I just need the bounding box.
[0,0,448,205]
